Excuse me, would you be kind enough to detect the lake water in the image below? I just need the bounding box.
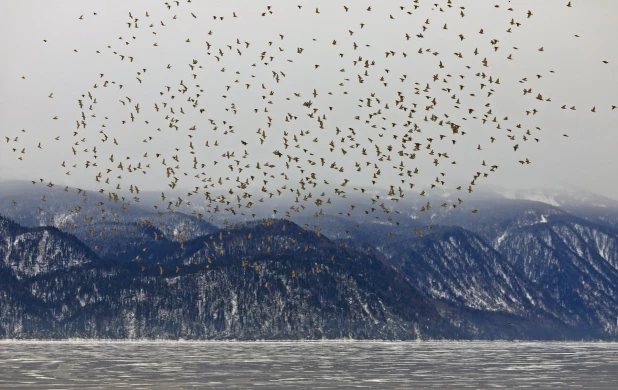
[0,341,617,389]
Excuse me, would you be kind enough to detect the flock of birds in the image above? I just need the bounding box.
[3,0,614,245]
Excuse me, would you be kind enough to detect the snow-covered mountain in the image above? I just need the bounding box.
[1,180,618,340]
[0,215,460,340]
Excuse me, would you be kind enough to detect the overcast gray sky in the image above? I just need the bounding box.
[1,0,617,203]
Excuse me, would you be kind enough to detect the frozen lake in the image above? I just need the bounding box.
[1,341,617,389]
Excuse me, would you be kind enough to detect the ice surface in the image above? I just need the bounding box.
[1,341,618,389]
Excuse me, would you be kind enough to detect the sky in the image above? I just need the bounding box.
[1,0,617,205]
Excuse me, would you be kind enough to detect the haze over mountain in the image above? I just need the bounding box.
[1,0,617,205]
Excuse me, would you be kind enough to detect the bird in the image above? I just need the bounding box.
[15,0,600,249]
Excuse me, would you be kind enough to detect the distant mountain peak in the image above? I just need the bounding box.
[491,185,618,209]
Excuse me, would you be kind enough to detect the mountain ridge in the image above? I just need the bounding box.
[1,181,618,340]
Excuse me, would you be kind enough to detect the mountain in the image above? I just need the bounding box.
[291,190,618,340]
[2,180,618,340]
[0,214,97,277]
[495,185,618,210]
[0,215,99,337]
[0,215,458,340]
[0,180,218,262]
[497,214,618,333]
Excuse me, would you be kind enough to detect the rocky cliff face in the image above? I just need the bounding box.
[496,215,618,333]
[0,216,97,277]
